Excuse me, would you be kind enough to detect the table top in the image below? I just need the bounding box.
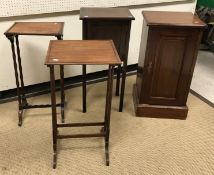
[45,40,121,65]
[142,11,205,28]
[80,7,135,20]
[5,22,64,36]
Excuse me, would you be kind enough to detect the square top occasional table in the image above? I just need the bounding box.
[80,7,135,113]
[45,40,121,168]
[4,22,64,126]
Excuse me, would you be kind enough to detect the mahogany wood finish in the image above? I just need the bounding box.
[142,11,205,27]
[45,40,121,168]
[5,22,64,36]
[133,11,205,119]
[45,40,121,65]
[4,22,64,126]
[80,7,134,112]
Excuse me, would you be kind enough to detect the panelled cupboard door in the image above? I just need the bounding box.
[140,27,202,106]
[84,20,130,61]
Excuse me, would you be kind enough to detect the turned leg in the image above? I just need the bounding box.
[15,35,28,107]
[7,35,23,126]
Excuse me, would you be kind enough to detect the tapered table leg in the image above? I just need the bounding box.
[60,65,65,123]
[50,65,58,169]
[115,65,121,96]
[82,65,87,113]
[119,61,127,112]
[104,65,114,166]
[56,35,65,123]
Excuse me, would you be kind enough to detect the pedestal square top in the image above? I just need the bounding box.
[80,7,135,20]
[142,11,205,27]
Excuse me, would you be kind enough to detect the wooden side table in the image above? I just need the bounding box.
[4,22,65,126]
[133,11,205,119]
[80,7,135,112]
[45,40,121,168]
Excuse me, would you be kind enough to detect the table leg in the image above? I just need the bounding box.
[60,65,65,123]
[56,35,65,123]
[7,35,23,126]
[115,65,121,96]
[82,65,87,113]
[119,61,127,112]
[15,35,28,107]
[50,65,58,169]
[56,35,63,40]
[104,65,114,166]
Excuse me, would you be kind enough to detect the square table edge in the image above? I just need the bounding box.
[4,22,65,37]
[44,40,122,66]
[79,7,135,20]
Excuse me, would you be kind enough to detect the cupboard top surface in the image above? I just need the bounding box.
[142,11,205,28]
[80,7,135,20]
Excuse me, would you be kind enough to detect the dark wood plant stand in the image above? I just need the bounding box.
[4,22,65,126]
[45,40,121,168]
[80,7,134,112]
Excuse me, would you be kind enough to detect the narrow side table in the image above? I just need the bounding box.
[4,22,65,126]
[80,7,135,112]
[45,40,121,168]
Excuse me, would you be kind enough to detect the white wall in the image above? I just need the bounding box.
[0,1,196,91]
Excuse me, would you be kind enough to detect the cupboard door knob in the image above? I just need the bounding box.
[148,61,153,73]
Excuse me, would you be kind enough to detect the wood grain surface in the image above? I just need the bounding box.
[45,40,121,65]
[5,22,64,36]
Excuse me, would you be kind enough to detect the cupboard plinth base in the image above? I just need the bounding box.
[133,84,188,120]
